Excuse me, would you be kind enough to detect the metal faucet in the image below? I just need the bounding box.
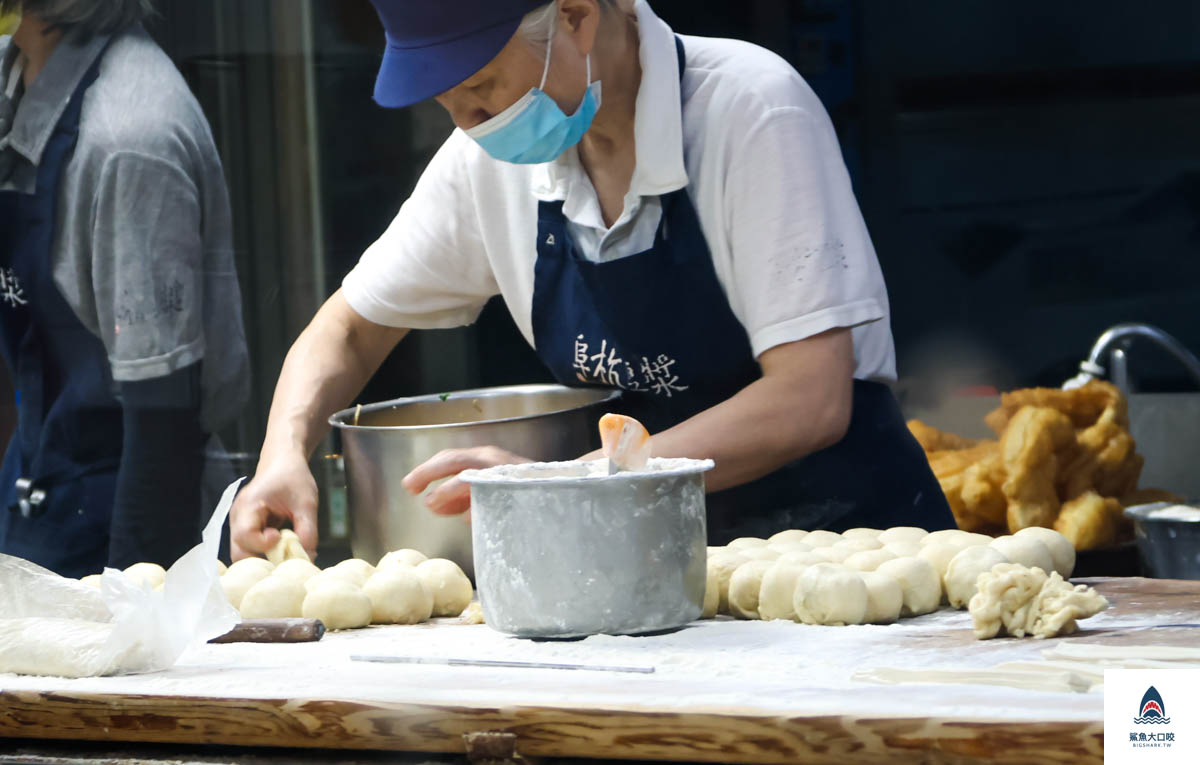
[1063,323,1200,393]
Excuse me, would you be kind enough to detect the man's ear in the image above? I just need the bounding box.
[557,0,602,57]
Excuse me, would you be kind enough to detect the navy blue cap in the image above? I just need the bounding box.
[370,0,547,108]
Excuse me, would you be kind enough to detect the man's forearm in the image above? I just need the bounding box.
[260,291,409,464]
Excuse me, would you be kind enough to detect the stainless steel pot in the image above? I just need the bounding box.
[329,385,621,576]
[1124,501,1200,580]
[462,458,712,638]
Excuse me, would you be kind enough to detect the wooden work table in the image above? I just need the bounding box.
[1,577,1198,764]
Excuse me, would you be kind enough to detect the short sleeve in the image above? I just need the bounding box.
[341,133,498,328]
[91,150,205,381]
[725,106,887,358]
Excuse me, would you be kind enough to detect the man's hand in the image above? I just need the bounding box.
[230,452,319,560]
[402,446,531,516]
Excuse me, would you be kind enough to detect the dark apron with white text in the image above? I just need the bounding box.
[528,37,954,542]
[0,46,121,577]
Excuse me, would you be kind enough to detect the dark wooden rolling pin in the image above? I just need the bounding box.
[209,618,325,644]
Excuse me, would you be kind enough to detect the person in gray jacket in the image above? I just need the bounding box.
[0,0,249,576]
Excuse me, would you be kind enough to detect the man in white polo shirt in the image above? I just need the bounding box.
[231,0,953,558]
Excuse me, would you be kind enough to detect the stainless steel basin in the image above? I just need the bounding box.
[329,384,621,576]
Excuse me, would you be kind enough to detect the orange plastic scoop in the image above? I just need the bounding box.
[599,413,652,474]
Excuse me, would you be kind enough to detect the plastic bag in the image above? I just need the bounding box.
[0,479,243,677]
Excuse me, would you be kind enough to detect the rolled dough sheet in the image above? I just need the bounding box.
[1043,643,1200,663]
[854,665,1097,694]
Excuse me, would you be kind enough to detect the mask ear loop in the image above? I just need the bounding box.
[537,6,593,93]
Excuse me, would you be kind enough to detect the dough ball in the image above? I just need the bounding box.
[707,546,726,556]
[917,539,974,598]
[708,551,749,614]
[727,537,769,551]
[813,546,855,564]
[727,560,774,620]
[363,568,434,624]
[304,571,351,593]
[954,532,993,547]
[766,541,813,554]
[221,565,273,609]
[701,562,720,619]
[840,528,883,541]
[239,576,306,618]
[415,558,474,617]
[842,549,897,572]
[301,580,372,630]
[861,571,904,624]
[882,540,922,558]
[920,529,973,547]
[1014,527,1075,578]
[326,558,376,588]
[875,557,940,617]
[793,563,868,626]
[739,547,781,562]
[944,545,1010,608]
[802,530,842,548]
[80,574,103,588]
[378,548,429,569]
[123,562,166,590]
[271,558,322,584]
[877,526,929,546]
[989,536,1054,575]
[227,557,275,579]
[757,558,819,621]
[216,560,228,575]
[833,537,883,554]
[766,529,809,545]
[266,529,309,565]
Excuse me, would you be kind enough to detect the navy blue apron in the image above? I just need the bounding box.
[531,37,954,543]
[0,45,122,577]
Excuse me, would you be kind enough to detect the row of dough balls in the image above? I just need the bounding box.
[705,525,1076,626]
[78,561,172,591]
[222,541,473,630]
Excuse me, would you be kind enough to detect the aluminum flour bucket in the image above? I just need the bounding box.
[461,458,712,638]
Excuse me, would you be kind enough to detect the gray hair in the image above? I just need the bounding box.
[0,0,155,39]
[518,1,620,48]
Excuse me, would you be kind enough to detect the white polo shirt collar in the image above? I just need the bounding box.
[530,0,688,207]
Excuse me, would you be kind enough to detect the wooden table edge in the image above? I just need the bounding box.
[0,689,1104,764]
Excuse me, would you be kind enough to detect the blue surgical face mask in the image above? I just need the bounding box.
[464,16,602,165]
